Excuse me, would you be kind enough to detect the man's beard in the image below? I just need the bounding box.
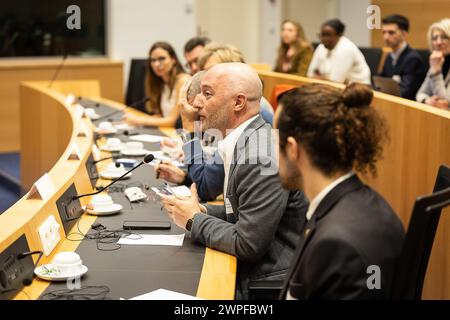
[202,106,229,133]
[280,157,303,191]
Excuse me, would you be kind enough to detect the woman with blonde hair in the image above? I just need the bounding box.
[416,18,450,110]
[124,41,190,127]
[274,19,313,76]
[197,43,245,71]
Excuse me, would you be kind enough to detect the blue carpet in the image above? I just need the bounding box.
[0,152,21,214]
[0,152,20,180]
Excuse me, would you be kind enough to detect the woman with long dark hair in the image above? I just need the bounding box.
[274,20,313,76]
[124,41,190,127]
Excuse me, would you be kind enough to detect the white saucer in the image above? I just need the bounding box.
[99,170,132,180]
[95,127,118,135]
[120,149,150,156]
[100,144,125,152]
[114,123,135,131]
[34,264,88,282]
[84,203,123,216]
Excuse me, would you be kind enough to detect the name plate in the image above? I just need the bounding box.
[65,94,76,106]
[67,142,82,160]
[74,104,85,120]
[77,121,90,137]
[26,173,55,201]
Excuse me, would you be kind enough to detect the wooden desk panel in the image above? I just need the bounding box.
[0,58,123,152]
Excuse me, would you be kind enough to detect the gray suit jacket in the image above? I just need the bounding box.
[189,116,308,299]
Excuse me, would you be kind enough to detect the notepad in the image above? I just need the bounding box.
[124,289,201,300]
[130,134,167,143]
[117,234,185,246]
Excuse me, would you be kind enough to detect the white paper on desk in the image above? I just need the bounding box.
[130,134,167,143]
[118,234,185,246]
[126,289,202,300]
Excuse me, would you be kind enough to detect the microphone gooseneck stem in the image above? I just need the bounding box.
[48,54,68,89]
[72,160,146,200]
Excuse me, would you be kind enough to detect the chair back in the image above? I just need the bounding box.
[391,165,450,299]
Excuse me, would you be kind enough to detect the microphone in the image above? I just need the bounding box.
[48,52,68,88]
[18,251,43,286]
[91,156,116,165]
[93,96,150,122]
[72,154,155,201]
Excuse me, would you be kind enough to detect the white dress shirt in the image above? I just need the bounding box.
[217,115,258,196]
[307,36,371,85]
[305,172,355,221]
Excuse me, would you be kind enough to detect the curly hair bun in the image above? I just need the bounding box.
[342,82,373,109]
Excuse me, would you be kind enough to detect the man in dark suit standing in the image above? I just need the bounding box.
[159,63,308,299]
[380,14,426,100]
[276,83,405,299]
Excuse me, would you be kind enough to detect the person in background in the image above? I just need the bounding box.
[416,18,450,110]
[274,19,313,76]
[123,42,190,127]
[307,19,371,85]
[380,14,426,100]
[276,83,404,299]
[184,37,211,76]
[198,42,274,124]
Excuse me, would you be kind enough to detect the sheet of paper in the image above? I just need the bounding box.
[130,134,167,143]
[125,289,201,300]
[117,234,185,246]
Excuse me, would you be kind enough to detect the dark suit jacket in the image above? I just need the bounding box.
[280,175,405,300]
[380,45,426,100]
[189,116,308,299]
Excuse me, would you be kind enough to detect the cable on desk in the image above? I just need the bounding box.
[66,213,142,252]
[40,285,111,300]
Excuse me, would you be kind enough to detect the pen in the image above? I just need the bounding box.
[156,160,164,179]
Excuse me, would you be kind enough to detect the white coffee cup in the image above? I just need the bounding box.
[98,121,114,131]
[125,142,143,152]
[52,252,83,275]
[91,194,114,210]
[105,162,125,174]
[84,108,96,118]
[106,138,122,149]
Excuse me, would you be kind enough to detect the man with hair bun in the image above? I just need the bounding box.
[276,82,405,299]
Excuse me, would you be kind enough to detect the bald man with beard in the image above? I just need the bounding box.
[159,63,308,299]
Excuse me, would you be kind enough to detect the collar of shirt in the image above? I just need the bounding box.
[390,42,407,66]
[217,115,258,165]
[305,172,355,221]
[217,115,258,197]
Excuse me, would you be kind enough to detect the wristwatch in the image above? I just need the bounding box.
[185,218,193,231]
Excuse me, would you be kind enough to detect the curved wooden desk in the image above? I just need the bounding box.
[0,80,236,300]
[257,70,450,299]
